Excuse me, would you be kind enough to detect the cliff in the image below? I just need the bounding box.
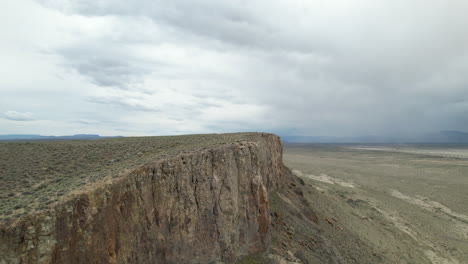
[0,133,283,264]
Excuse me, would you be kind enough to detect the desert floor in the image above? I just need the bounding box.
[283,144,468,264]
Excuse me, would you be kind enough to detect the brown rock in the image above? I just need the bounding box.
[0,133,283,264]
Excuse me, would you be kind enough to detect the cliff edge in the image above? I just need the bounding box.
[0,133,283,264]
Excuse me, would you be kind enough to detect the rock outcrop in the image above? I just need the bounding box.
[0,133,283,264]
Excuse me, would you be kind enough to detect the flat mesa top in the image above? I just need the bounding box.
[0,133,265,221]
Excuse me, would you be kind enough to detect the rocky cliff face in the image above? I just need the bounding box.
[0,133,283,264]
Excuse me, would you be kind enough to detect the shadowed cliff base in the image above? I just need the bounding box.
[236,165,378,264]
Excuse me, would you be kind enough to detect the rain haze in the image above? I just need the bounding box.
[1,0,468,140]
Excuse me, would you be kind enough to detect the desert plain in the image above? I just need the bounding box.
[283,143,468,264]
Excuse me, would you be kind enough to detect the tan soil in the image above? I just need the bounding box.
[279,144,468,264]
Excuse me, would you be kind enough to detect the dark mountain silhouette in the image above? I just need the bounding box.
[0,134,120,142]
[281,131,468,144]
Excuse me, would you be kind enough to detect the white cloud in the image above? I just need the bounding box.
[3,111,35,121]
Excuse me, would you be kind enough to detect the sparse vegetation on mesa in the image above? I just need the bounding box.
[0,133,263,222]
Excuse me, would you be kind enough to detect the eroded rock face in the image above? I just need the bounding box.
[0,133,282,264]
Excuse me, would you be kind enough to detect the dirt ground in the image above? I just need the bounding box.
[279,144,468,264]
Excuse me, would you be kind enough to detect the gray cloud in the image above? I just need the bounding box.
[60,51,151,89]
[1,0,467,137]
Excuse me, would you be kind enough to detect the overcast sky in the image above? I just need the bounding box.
[1,0,468,137]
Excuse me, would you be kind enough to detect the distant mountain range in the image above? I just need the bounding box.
[0,134,120,142]
[281,131,468,144]
[2,131,468,143]
[435,131,468,143]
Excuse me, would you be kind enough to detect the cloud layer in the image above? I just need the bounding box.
[1,0,467,137]
[3,111,35,121]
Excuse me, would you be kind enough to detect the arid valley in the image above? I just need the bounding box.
[282,144,468,264]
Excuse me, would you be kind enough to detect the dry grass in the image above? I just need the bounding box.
[0,133,263,221]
